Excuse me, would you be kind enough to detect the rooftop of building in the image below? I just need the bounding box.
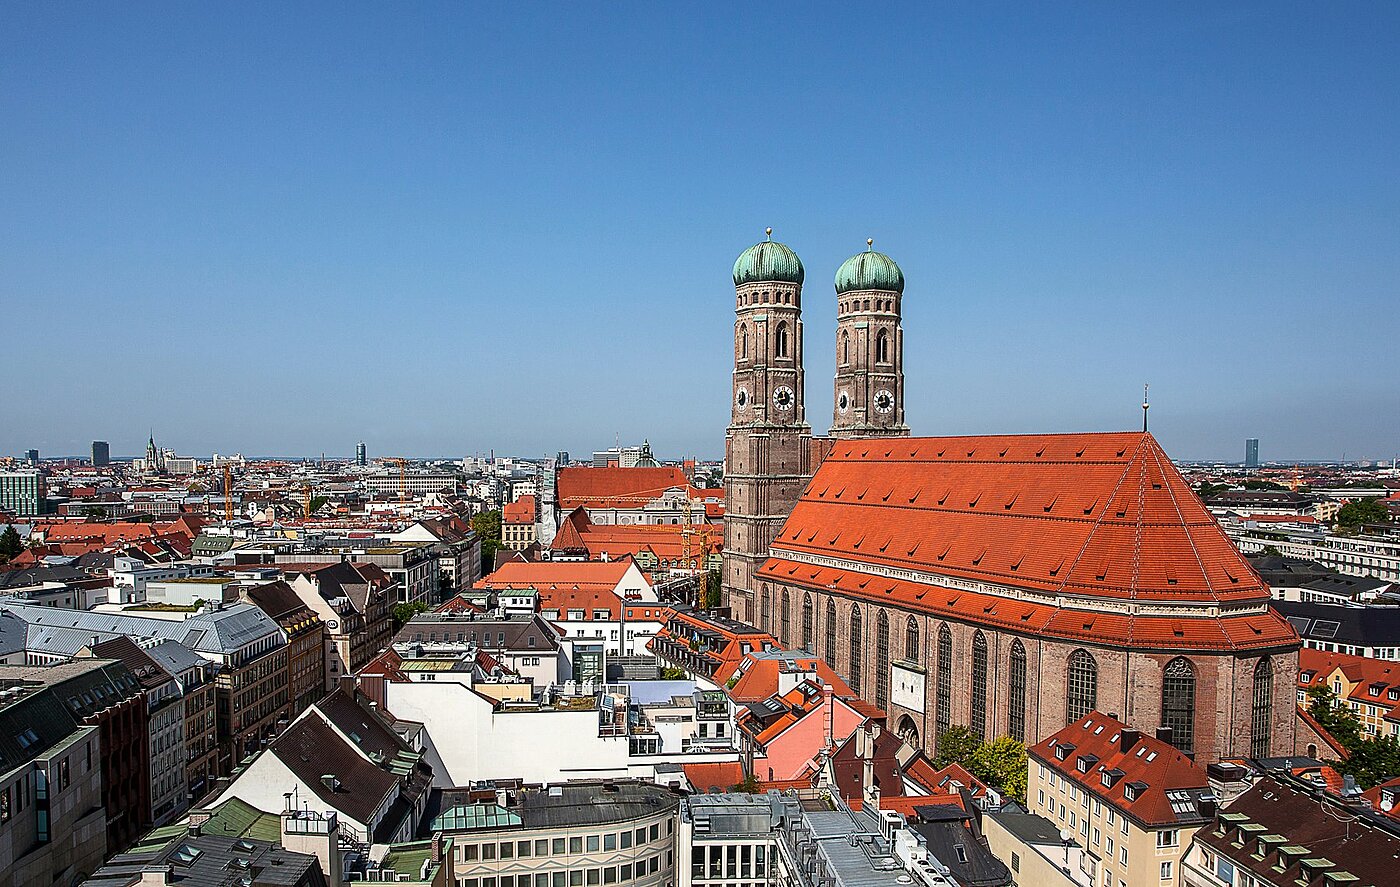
[423,781,680,836]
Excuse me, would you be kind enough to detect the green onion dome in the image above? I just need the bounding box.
[733,230,804,287]
[834,242,904,294]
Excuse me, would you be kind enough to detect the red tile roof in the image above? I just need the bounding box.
[551,507,722,563]
[1030,711,1209,827]
[502,495,536,525]
[556,466,695,510]
[478,558,639,595]
[760,432,1295,650]
[682,761,745,793]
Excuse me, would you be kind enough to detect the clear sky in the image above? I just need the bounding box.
[3,3,1397,463]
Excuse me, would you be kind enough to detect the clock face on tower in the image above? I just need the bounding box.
[773,385,795,412]
[736,387,749,410]
[874,389,895,414]
[837,391,850,414]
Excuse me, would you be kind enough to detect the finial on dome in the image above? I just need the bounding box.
[765,227,773,241]
[866,238,874,251]
[1142,383,1150,433]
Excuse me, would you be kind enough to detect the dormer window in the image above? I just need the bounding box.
[1101,769,1123,788]
[1124,781,1147,802]
[1056,742,1076,761]
[1076,754,1099,773]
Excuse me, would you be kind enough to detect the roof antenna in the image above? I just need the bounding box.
[1142,384,1150,433]
[765,227,773,241]
[867,238,874,251]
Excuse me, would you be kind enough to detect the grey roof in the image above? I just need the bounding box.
[84,832,325,887]
[986,808,1065,846]
[0,600,283,658]
[0,563,87,589]
[1272,600,1400,647]
[143,638,208,677]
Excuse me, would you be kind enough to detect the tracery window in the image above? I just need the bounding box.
[1066,649,1098,724]
[876,329,890,363]
[779,590,790,645]
[849,605,863,693]
[1252,657,1274,758]
[775,321,789,358]
[739,324,748,359]
[875,610,891,709]
[1161,658,1196,755]
[970,631,989,740]
[802,593,813,650]
[905,617,920,663]
[1008,640,1027,742]
[824,599,837,667]
[841,329,850,365]
[936,625,952,742]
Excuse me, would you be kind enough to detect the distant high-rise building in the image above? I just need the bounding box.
[1245,438,1260,469]
[0,469,46,515]
[92,440,110,466]
[356,441,367,466]
[24,448,39,466]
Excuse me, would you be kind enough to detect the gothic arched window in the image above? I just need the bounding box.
[761,586,771,634]
[1066,649,1098,724]
[970,631,989,740]
[876,329,889,363]
[739,324,748,359]
[849,605,863,693]
[824,599,837,667]
[1008,640,1027,742]
[905,617,920,662]
[1252,657,1274,758]
[802,593,813,650]
[779,590,791,645]
[775,321,789,358]
[841,329,850,365]
[1162,657,1196,755]
[936,625,952,742]
[875,610,890,709]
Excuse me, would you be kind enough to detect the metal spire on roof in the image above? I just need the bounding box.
[765,227,773,241]
[867,238,874,251]
[1142,384,1150,433]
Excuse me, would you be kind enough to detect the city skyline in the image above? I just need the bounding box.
[4,5,1398,462]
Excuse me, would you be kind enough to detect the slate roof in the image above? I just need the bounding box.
[1273,600,1400,648]
[85,832,324,887]
[0,600,283,657]
[270,716,397,827]
[762,432,1296,651]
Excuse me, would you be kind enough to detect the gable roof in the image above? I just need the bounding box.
[762,432,1296,651]
[556,466,694,510]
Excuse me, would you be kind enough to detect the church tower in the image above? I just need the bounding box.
[830,241,909,438]
[723,230,813,624]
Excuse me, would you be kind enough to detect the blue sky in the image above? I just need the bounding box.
[3,3,1397,462]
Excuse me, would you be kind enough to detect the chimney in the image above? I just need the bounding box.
[1155,726,1173,747]
[1120,729,1141,753]
[338,673,357,697]
[1196,794,1218,819]
[431,832,444,863]
[139,866,172,887]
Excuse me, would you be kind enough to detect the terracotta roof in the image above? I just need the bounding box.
[682,761,745,793]
[478,558,640,596]
[726,653,856,703]
[1030,711,1210,827]
[556,466,695,510]
[759,432,1295,651]
[502,496,536,525]
[1361,776,1400,821]
[550,507,722,563]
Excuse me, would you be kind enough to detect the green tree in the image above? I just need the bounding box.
[390,601,429,630]
[0,524,22,561]
[970,736,1028,802]
[472,510,504,571]
[1196,482,1229,501]
[1337,498,1390,528]
[309,495,330,514]
[932,725,982,769]
[703,569,722,609]
[1259,545,1283,557]
[1335,736,1400,789]
[1243,480,1288,491]
[731,773,762,794]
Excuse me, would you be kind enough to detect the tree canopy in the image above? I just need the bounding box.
[931,726,1028,802]
[1307,685,1400,788]
[0,525,22,561]
[1336,497,1390,528]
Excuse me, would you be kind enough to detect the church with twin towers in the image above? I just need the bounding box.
[721,230,1299,763]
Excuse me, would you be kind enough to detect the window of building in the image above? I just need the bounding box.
[936,624,952,742]
[587,835,599,852]
[1161,657,1196,755]
[776,322,789,358]
[875,610,891,709]
[970,630,989,740]
[849,605,864,692]
[876,329,890,363]
[780,590,791,644]
[803,594,813,649]
[740,324,748,360]
[1252,657,1274,758]
[841,329,850,365]
[1156,830,1178,848]
[1067,649,1099,724]
[825,600,838,667]
[905,617,920,662]
[1159,862,1172,881]
[1007,639,1027,742]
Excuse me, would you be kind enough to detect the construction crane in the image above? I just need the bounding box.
[387,458,408,504]
[222,464,234,522]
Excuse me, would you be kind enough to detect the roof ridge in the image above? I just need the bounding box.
[1051,434,1144,599]
[1145,437,1217,604]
